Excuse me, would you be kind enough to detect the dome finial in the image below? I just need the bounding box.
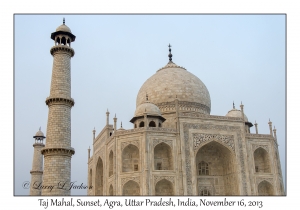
[63,17,65,25]
[168,43,172,62]
[121,122,123,128]
[233,101,235,109]
[39,126,41,131]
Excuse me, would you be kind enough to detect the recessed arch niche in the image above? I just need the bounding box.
[195,140,238,196]
[122,144,139,172]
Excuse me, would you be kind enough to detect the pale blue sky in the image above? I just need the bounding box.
[14,14,285,195]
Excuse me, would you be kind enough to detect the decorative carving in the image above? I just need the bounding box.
[256,177,274,185]
[246,134,272,138]
[183,123,248,195]
[153,139,173,148]
[157,101,210,114]
[147,127,177,132]
[154,176,175,185]
[193,133,235,152]
[121,140,140,151]
[121,176,140,186]
[252,144,269,153]
[180,112,242,121]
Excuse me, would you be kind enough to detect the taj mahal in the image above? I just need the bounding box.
[29,19,284,196]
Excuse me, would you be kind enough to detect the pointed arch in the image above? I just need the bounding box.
[195,140,238,195]
[139,121,144,127]
[109,150,114,177]
[122,180,140,195]
[155,179,174,195]
[154,142,173,170]
[258,180,274,195]
[149,121,156,127]
[95,157,104,195]
[122,144,139,172]
[61,36,66,45]
[254,147,271,173]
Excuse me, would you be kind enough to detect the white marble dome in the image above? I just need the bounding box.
[134,101,162,117]
[35,129,44,137]
[136,61,211,114]
[56,24,72,33]
[226,108,248,122]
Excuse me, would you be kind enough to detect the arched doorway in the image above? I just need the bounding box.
[258,180,274,195]
[122,180,140,195]
[154,142,173,170]
[155,179,174,195]
[95,157,104,195]
[254,148,271,173]
[195,141,238,196]
[122,144,139,172]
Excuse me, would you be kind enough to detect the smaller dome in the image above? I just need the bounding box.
[34,129,44,137]
[134,101,161,117]
[56,24,71,33]
[226,108,248,122]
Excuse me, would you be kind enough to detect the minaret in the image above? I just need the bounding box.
[113,114,117,132]
[30,128,45,195]
[41,19,76,196]
[268,119,273,137]
[106,109,110,126]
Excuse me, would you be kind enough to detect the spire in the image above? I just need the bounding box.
[113,114,117,132]
[268,119,273,137]
[254,120,258,134]
[63,17,65,25]
[106,109,110,126]
[168,44,173,63]
[233,101,235,109]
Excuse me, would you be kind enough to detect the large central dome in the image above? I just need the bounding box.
[136,61,211,114]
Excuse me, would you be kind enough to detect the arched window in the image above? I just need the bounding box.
[254,147,271,173]
[122,144,139,172]
[56,37,61,45]
[61,36,66,45]
[198,161,209,175]
[139,121,144,127]
[154,142,173,170]
[149,121,156,127]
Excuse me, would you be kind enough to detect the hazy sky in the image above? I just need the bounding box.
[14,14,285,195]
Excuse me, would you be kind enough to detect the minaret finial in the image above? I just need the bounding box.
[63,18,65,25]
[168,44,172,62]
[233,101,235,109]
